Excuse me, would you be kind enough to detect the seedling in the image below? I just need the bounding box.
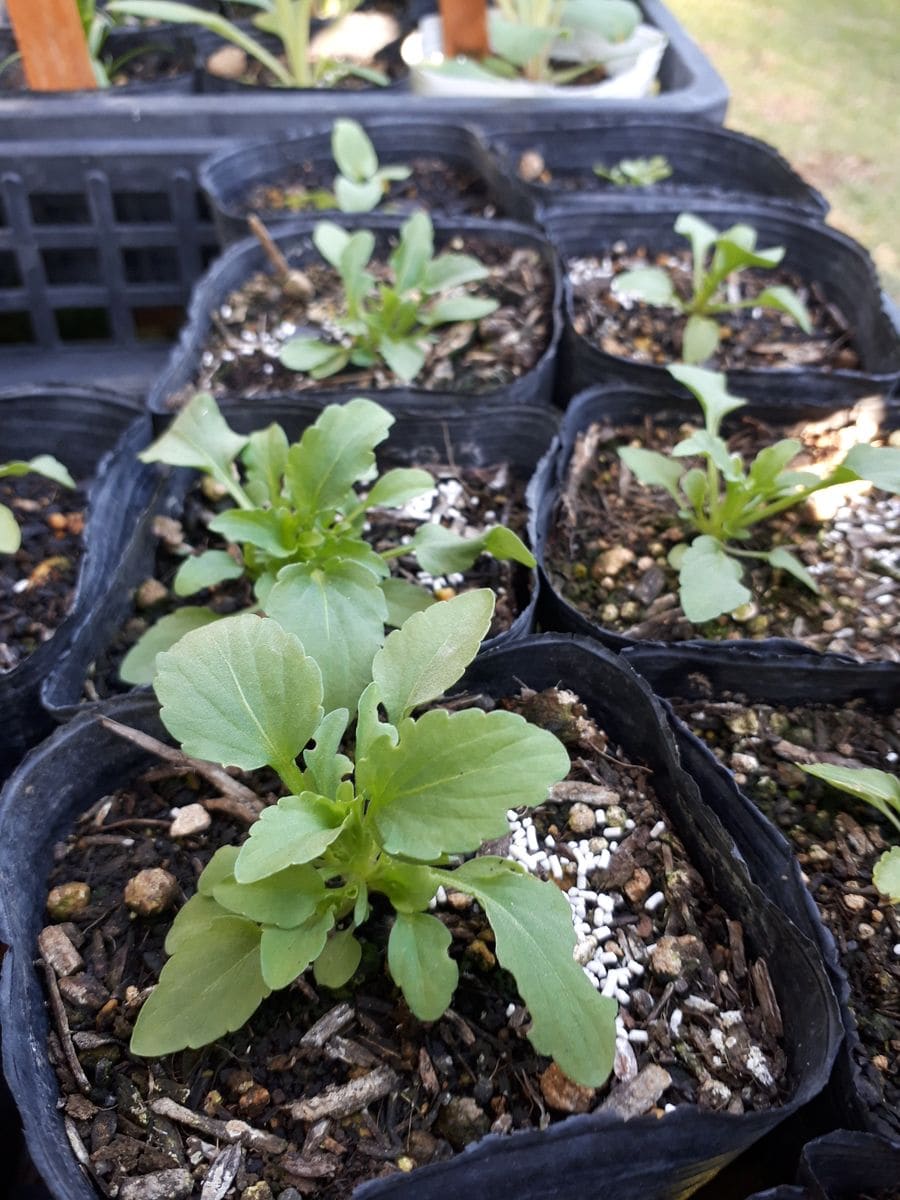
[431,0,641,86]
[593,154,672,187]
[618,364,900,623]
[279,211,498,382]
[799,765,900,902]
[0,456,75,553]
[611,213,812,364]
[122,394,534,709]
[107,0,388,88]
[129,593,617,1088]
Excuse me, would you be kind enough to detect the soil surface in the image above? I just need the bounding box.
[241,157,499,222]
[168,236,551,407]
[544,405,899,660]
[515,148,674,194]
[568,243,861,372]
[84,463,530,701]
[40,688,788,1198]
[0,38,193,92]
[670,693,900,1138]
[0,475,86,672]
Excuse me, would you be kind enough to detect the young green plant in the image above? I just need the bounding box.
[611,213,812,364]
[122,393,534,710]
[618,364,900,623]
[799,765,900,902]
[107,0,387,88]
[0,456,75,553]
[593,155,672,187]
[279,210,498,383]
[129,592,617,1089]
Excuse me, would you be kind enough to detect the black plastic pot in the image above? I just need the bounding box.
[199,118,534,246]
[485,117,827,221]
[1,634,841,1199]
[0,28,196,96]
[622,644,900,1142]
[795,1130,900,1197]
[43,400,560,719]
[0,388,158,780]
[530,380,900,663]
[544,197,900,404]
[146,213,562,415]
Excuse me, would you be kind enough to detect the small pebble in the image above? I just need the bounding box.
[644,890,665,912]
[169,804,211,839]
[47,882,91,921]
[124,868,179,917]
[38,925,83,977]
[539,1063,595,1114]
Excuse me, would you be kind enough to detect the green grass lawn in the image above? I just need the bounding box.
[666,0,900,300]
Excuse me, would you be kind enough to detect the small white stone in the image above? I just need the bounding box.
[650,821,666,839]
[644,891,665,912]
[169,804,212,839]
[627,1030,649,1045]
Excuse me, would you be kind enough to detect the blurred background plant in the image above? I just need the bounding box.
[669,0,899,300]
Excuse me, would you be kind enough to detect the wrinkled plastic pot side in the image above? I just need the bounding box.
[146,214,562,416]
[623,643,900,1142]
[544,199,900,405]
[529,381,900,667]
[1,635,840,1199]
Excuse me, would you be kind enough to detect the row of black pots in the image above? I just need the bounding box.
[144,202,900,421]
[0,635,846,1200]
[198,115,831,247]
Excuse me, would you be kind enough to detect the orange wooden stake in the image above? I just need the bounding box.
[439,0,490,58]
[7,0,97,91]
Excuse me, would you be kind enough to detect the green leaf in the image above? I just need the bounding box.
[680,467,708,512]
[487,12,555,67]
[391,211,433,292]
[261,910,335,989]
[209,508,294,557]
[842,445,900,495]
[388,911,458,1021]
[711,225,784,278]
[371,862,438,913]
[800,764,900,832]
[243,423,289,506]
[119,606,222,686]
[235,792,348,884]
[213,864,325,929]
[197,846,240,897]
[363,707,570,859]
[747,439,803,493]
[618,446,684,503]
[165,892,236,954]
[873,847,900,903]
[130,915,268,1057]
[356,680,398,760]
[173,549,244,597]
[373,588,495,723]
[139,393,247,483]
[682,314,720,364]
[334,176,383,213]
[339,230,377,308]
[314,221,351,270]
[668,365,746,437]
[314,927,362,988]
[331,119,378,183]
[381,577,436,628]
[154,613,323,774]
[366,468,434,510]
[0,504,21,553]
[279,338,348,376]
[422,253,491,295]
[611,266,676,307]
[677,536,751,623]
[674,212,718,287]
[0,454,75,489]
[264,560,387,714]
[303,709,353,801]
[378,336,427,382]
[562,0,640,40]
[285,398,393,519]
[423,296,498,326]
[409,522,535,575]
[753,286,812,333]
[765,546,819,593]
[672,429,736,478]
[450,858,616,1088]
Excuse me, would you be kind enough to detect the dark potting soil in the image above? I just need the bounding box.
[568,244,861,372]
[515,149,667,194]
[545,407,899,659]
[0,39,191,92]
[84,464,530,701]
[0,475,86,673]
[670,694,900,1137]
[242,158,497,221]
[179,238,551,404]
[39,686,788,1197]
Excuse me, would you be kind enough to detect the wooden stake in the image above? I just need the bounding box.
[7,0,97,92]
[438,0,490,58]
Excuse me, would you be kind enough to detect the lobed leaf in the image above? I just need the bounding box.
[668,364,746,437]
[410,522,535,575]
[235,792,348,884]
[302,709,353,801]
[209,507,294,557]
[388,911,458,1021]
[139,392,247,480]
[261,911,335,989]
[366,467,434,511]
[119,606,222,686]
[380,577,436,628]
[842,444,900,495]
[618,446,683,503]
[213,864,325,929]
[242,423,289,506]
[284,398,394,518]
[173,549,244,597]
[676,536,750,623]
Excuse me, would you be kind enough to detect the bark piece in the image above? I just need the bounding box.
[599,1065,672,1120]
[286,1066,398,1123]
[119,1169,193,1200]
[38,925,84,977]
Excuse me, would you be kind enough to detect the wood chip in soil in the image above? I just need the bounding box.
[671,693,900,1137]
[0,474,86,672]
[545,405,899,660]
[568,242,861,371]
[168,237,551,407]
[83,462,530,702]
[40,687,788,1198]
